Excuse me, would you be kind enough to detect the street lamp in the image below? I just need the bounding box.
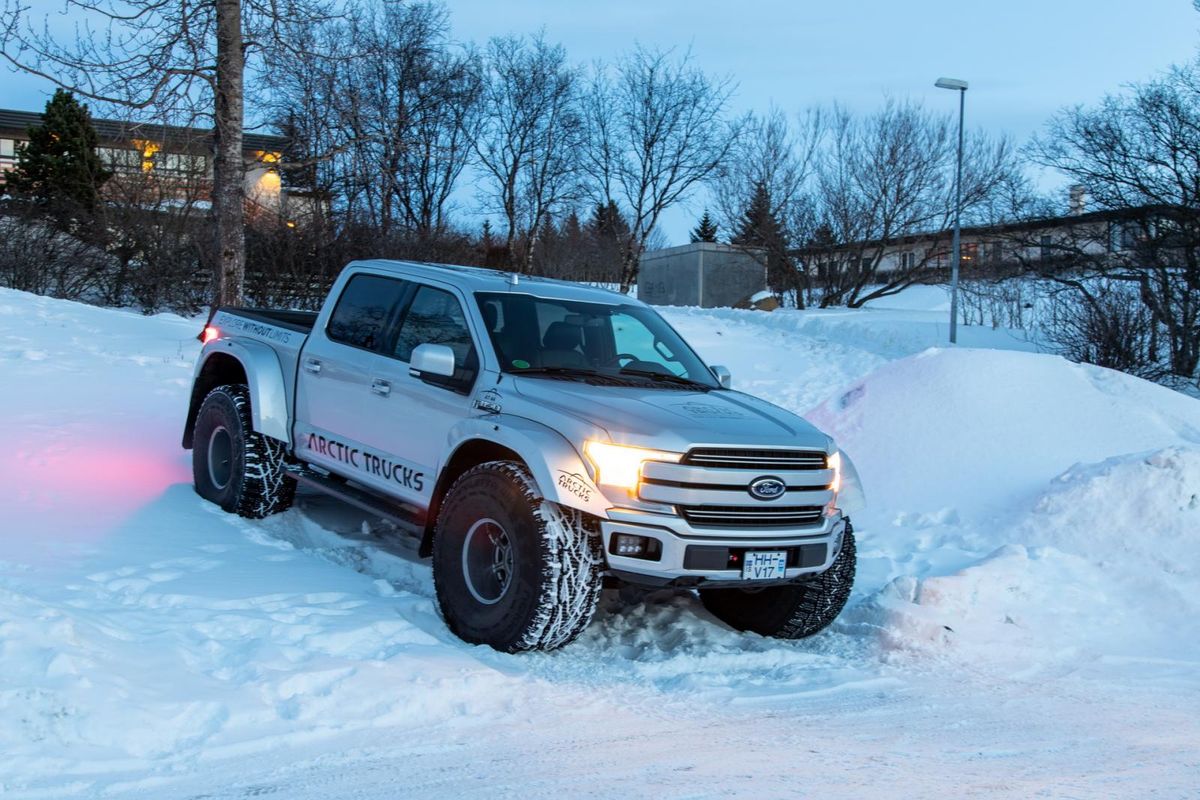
[935,76,968,344]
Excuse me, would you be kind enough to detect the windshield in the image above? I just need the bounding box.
[475,292,718,389]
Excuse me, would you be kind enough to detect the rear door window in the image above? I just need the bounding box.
[326,274,409,352]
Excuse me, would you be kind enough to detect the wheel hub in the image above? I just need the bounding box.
[462,518,514,606]
[207,425,233,490]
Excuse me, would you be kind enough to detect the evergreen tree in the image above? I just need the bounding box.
[690,209,719,243]
[732,182,794,295]
[3,90,111,211]
[585,201,630,282]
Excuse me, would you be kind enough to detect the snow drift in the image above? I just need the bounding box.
[805,346,1200,665]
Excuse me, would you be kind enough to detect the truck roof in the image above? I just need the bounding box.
[348,259,644,306]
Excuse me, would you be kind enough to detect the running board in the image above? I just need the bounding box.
[288,467,427,539]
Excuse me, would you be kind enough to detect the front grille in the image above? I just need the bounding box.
[680,505,825,528]
[682,448,827,470]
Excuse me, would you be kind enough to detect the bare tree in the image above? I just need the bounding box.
[1024,64,1200,385]
[276,3,482,244]
[712,107,821,302]
[474,33,583,272]
[1,0,328,305]
[799,100,1019,308]
[583,46,738,293]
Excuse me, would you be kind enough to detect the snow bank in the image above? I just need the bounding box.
[804,346,1200,666]
[807,347,1200,521]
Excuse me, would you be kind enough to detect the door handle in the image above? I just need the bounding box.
[371,378,391,397]
[303,358,322,374]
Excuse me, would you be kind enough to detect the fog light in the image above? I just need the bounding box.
[609,533,662,561]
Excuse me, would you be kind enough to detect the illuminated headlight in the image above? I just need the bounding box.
[826,450,842,516]
[583,441,682,492]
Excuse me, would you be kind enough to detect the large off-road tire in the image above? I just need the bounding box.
[192,384,295,519]
[432,460,603,652]
[700,529,856,639]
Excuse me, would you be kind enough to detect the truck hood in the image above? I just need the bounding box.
[509,376,832,453]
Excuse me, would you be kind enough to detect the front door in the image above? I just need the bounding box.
[368,282,481,497]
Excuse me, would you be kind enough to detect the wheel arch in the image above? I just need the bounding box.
[420,417,608,557]
[182,341,291,449]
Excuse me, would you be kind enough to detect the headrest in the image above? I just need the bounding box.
[543,320,583,350]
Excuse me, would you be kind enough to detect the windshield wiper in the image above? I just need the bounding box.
[618,367,711,390]
[510,366,601,378]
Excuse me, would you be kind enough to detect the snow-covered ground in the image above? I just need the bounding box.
[1,286,1198,798]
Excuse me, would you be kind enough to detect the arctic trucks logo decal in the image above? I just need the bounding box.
[672,402,745,420]
[556,471,593,503]
[305,432,425,492]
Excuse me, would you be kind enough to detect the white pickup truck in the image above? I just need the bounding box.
[183,260,862,651]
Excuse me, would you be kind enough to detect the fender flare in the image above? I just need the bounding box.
[183,339,291,447]
[445,415,610,518]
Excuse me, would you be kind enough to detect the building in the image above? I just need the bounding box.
[0,108,309,220]
[639,242,768,308]
[796,202,1160,281]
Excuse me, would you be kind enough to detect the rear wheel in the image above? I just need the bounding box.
[433,461,603,652]
[700,529,856,639]
[192,384,295,519]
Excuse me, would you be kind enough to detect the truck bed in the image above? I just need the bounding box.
[223,307,318,334]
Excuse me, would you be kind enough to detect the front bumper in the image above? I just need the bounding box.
[600,508,849,588]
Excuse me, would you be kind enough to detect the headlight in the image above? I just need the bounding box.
[828,451,842,494]
[583,441,682,491]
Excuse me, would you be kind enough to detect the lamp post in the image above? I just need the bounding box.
[935,77,968,344]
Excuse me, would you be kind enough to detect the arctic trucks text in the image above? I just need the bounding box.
[183,260,862,651]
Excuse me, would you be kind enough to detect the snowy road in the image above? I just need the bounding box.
[1,288,1198,798]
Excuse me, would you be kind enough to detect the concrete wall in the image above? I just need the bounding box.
[639,243,767,308]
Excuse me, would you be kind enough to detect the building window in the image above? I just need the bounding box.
[0,138,14,158]
[898,251,915,270]
[98,147,142,173]
[157,152,208,175]
[961,243,977,265]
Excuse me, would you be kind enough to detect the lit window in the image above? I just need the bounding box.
[0,138,13,158]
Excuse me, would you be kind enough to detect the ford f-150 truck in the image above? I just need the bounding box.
[183,260,862,651]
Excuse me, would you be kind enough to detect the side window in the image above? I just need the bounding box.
[394,285,478,388]
[326,274,408,351]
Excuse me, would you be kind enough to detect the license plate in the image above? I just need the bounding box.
[741,551,788,580]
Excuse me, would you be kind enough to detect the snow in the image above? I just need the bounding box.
[2,286,1199,798]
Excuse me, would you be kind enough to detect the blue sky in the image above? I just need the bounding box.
[6,0,1200,243]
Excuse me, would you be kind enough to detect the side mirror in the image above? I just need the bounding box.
[410,343,456,378]
[710,365,732,389]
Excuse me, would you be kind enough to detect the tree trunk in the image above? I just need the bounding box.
[618,243,640,294]
[213,0,246,306]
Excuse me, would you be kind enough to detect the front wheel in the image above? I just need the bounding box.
[432,461,603,652]
[699,529,856,639]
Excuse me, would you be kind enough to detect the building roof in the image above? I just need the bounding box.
[349,259,641,305]
[792,205,1171,255]
[0,108,288,153]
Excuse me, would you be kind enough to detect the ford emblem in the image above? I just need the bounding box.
[748,476,787,501]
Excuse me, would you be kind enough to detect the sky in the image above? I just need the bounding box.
[5,0,1200,244]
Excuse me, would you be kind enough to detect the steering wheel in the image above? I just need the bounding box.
[604,353,640,368]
